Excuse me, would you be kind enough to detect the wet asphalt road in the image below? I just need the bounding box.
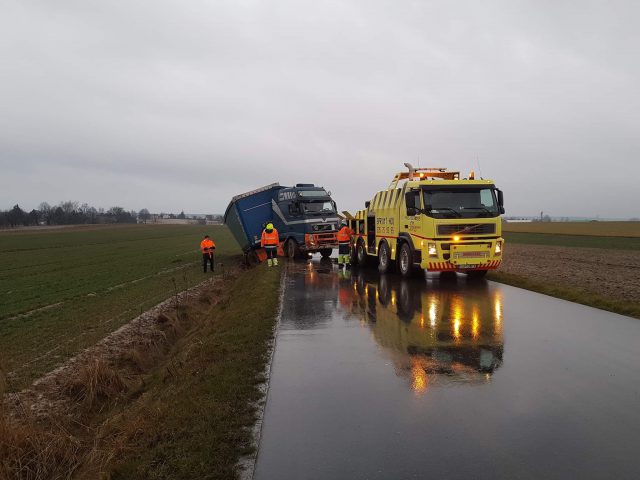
[253,258,640,480]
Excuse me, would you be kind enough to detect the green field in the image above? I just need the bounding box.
[503,221,640,237]
[503,231,640,250]
[0,224,240,389]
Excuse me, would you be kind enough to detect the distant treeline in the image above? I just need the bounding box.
[0,202,141,228]
[0,202,224,228]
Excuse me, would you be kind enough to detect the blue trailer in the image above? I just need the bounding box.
[224,183,341,260]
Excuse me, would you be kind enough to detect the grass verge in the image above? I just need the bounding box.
[487,271,640,320]
[97,264,282,479]
[1,263,282,480]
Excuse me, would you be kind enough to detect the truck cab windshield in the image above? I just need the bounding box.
[302,201,336,215]
[422,187,499,219]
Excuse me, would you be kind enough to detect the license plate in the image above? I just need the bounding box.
[455,251,488,258]
[456,264,477,269]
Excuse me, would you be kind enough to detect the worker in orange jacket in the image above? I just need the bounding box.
[337,221,354,268]
[261,223,279,267]
[200,235,216,273]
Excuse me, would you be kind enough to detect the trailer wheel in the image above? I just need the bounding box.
[356,241,367,266]
[378,242,392,274]
[398,242,414,277]
[286,238,299,259]
[320,248,332,258]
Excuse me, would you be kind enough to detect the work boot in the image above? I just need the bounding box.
[267,259,273,267]
[273,258,279,266]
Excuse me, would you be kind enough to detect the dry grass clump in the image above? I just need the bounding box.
[1,365,83,480]
[63,359,127,411]
[0,415,83,480]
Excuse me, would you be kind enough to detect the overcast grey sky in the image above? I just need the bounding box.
[1,0,639,217]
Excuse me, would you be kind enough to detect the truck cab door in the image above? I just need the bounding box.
[367,214,376,253]
[403,190,422,232]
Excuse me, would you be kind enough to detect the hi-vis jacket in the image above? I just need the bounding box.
[261,228,279,247]
[200,238,216,254]
[337,226,353,244]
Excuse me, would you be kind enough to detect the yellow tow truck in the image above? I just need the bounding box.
[346,163,505,277]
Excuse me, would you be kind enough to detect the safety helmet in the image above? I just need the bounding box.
[341,220,348,227]
[266,223,274,230]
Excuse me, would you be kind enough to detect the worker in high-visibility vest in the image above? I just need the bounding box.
[337,221,354,268]
[261,223,279,267]
[200,235,216,273]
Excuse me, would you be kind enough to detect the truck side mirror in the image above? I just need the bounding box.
[365,201,370,208]
[497,189,505,214]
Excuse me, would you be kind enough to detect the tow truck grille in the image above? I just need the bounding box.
[437,224,495,236]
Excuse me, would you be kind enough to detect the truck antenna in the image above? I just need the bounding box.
[476,155,483,179]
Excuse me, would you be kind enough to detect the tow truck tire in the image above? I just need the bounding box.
[286,238,299,259]
[356,241,367,266]
[378,242,393,274]
[398,242,414,277]
[466,269,488,279]
[320,248,332,258]
[350,244,358,266]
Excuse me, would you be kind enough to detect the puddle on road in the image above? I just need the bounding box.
[286,259,504,393]
[347,270,504,392]
[257,258,640,480]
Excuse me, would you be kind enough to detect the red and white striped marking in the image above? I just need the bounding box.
[427,260,501,271]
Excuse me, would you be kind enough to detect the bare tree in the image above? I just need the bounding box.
[38,202,52,225]
[138,208,151,223]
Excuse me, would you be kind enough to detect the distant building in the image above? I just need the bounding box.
[504,218,533,223]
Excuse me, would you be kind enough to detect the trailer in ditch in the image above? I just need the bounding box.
[224,183,341,262]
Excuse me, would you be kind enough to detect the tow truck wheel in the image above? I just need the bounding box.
[398,242,414,277]
[286,238,299,259]
[356,241,367,266]
[320,248,332,258]
[378,242,392,274]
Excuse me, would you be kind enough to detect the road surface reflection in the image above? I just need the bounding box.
[340,269,504,392]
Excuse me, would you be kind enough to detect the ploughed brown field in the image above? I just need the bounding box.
[499,244,640,305]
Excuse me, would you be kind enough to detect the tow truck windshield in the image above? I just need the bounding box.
[422,187,499,219]
[302,201,336,214]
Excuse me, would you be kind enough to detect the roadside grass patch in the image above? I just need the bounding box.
[102,265,281,479]
[488,271,640,319]
[1,264,282,479]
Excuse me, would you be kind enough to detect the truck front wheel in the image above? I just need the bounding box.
[286,238,299,259]
[320,248,332,258]
[398,242,414,277]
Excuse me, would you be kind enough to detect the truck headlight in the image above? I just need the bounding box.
[495,241,502,255]
[428,243,437,257]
